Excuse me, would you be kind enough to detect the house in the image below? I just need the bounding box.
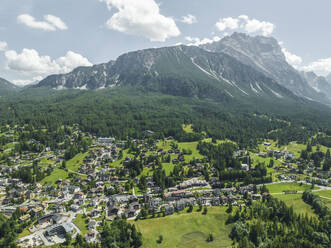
[125,209,137,218]
[164,205,174,215]
[98,137,115,144]
[31,207,43,217]
[70,204,80,212]
[90,209,101,218]
[19,214,31,223]
[252,194,262,200]
[175,200,186,211]
[129,202,141,210]
[241,164,249,171]
[108,206,119,216]
[211,197,220,206]
[88,220,97,229]
[85,230,97,243]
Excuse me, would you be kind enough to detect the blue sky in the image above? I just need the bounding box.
[1,0,331,85]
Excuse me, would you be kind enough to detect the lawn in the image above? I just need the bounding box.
[315,190,331,199]
[273,194,316,217]
[178,142,204,162]
[182,124,194,133]
[320,198,331,209]
[266,182,315,193]
[41,168,68,185]
[133,207,232,248]
[66,152,88,171]
[74,214,89,236]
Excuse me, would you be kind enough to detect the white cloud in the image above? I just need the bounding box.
[5,48,92,85]
[302,58,331,76]
[12,76,44,86]
[181,14,197,24]
[0,41,7,51]
[17,14,68,31]
[281,47,303,68]
[244,18,274,36]
[215,15,275,36]
[185,36,221,46]
[216,17,239,31]
[44,15,68,30]
[100,0,180,42]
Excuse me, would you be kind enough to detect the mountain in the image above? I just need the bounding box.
[300,71,331,100]
[37,44,306,106]
[327,74,331,84]
[202,32,328,103]
[0,77,17,90]
[0,77,19,96]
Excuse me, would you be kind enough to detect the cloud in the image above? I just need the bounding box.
[302,58,331,76]
[12,76,44,86]
[44,15,68,30]
[0,41,7,51]
[100,0,180,42]
[5,48,92,85]
[181,14,197,24]
[215,15,275,36]
[185,36,221,46]
[281,47,303,68]
[216,17,239,31]
[244,18,274,36]
[17,14,68,31]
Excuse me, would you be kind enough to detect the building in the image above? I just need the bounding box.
[37,213,61,225]
[98,137,115,144]
[45,222,74,236]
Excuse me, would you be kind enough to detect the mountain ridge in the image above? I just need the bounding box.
[34,33,330,106]
[202,32,329,103]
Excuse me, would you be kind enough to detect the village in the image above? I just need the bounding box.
[0,125,330,247]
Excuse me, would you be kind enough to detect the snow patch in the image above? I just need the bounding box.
[265,86,283,98]
[231,80,249,95]
[250,83,259,94]
[225,89,234,98]
[255,82,263,92]
[54,85,67,90]
[191,57,219,81]
[76,84,87,90]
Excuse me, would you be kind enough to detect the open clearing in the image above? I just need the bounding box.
[134,207,232,248]
[266,182,315,193]
[273,194,316,217]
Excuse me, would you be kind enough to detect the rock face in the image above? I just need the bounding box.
[300,71,331,100]
[36,32,328,104]
[202,32,328,102]
[36,44,300,102]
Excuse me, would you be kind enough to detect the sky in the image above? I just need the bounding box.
[1,0,331,85]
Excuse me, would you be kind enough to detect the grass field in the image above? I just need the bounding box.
[66,152,88,171]
[315,190,331,199]
[273,194,316,217]
[266,182,315,193]
[321,198,331,209]
[182,124,194,133]
[41,168,68,185]
[74,214,89,236]
[133,207,232,248]
[177,142,204,162]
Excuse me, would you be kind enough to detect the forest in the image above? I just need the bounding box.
[1,86,331,149]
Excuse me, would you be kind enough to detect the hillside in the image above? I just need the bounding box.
[202,33,329,103]
[0,77,18,95]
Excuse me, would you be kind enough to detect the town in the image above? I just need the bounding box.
[0,124,330,247]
